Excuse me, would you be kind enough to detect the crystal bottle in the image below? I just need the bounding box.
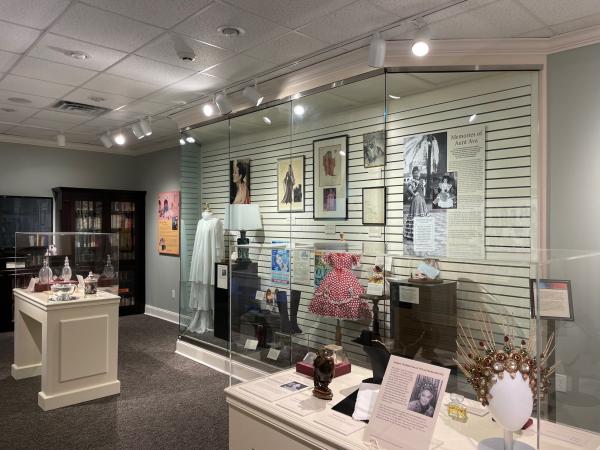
[102,254,115,279]
[61,256,72,281]
[39,258,52,284]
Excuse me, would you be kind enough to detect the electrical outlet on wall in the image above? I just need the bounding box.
[555,373,568,392]
[171,289,176,300]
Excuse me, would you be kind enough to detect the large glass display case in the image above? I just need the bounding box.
[14,232,119,298]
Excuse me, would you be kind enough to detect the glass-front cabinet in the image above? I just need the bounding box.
[178,69,600,447]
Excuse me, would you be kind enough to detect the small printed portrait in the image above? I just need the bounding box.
[221,267,227,277]
[163,198,170,218]
[407,375,442,418]
[363,130,385,167]
[323,188,337,212]
[159,237,166,251]
[271,250,289,273]
[171,216,179,230]
[281,381,308,392]
[265,288,274,305]
[230,159,251,204]
[432,172,457,210]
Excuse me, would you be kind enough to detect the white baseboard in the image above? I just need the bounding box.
[175,339,267,382]
[145,304,179,325]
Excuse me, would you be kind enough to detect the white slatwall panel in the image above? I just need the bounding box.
[187,71,538,368]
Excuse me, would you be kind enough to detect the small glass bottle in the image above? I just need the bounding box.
[447,394,468,422]
[39,258,53,284]
[61,256,72,281]
[102,254,115,279]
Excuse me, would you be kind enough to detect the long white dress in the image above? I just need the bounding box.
[187,211,224,334]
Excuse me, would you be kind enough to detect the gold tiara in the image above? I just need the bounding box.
[454,313,557,407]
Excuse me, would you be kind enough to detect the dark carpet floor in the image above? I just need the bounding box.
[0,315,229,450]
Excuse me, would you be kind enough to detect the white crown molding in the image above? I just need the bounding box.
[547,24,600,54]
[0,133,137,155]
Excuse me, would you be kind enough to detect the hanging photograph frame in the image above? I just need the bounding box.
[313,135,348,220]
[277,155,305,213]
[362,187,386,225]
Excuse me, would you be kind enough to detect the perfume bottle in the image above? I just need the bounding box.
[61,256,72,281]
[447,394,468,422]
[102,255,115,279]
[38,258,53,284]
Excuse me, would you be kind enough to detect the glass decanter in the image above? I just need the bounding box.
[38,258,53,284]
[102,254,115,279]
[61,256,72,281]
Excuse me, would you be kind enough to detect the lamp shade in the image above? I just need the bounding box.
[225,204,262,231]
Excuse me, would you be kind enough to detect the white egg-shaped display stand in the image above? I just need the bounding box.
[478,371,535,450]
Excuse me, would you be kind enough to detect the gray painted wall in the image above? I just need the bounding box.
[0,142,181,316]
[548,43,600,432]
[136,146,180,316]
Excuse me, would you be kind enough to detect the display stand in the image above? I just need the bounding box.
[478,430,534,450]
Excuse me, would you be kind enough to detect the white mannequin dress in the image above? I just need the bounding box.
[187,210,224,334]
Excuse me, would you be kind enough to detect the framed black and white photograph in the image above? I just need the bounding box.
[530,279,574,321]
[363,130,385,168]
[230,159,251,204]
[277,156,304,212]
[362,187,386,225]
[407,374,442,418]
[313,135,348,220]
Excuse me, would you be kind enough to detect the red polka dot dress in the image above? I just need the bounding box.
[309,253,372,320]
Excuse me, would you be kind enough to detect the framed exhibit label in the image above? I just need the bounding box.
[362,187,386,225]
[157,191,180,256]
[277,155,304,212]
[530,279,574,320]
[313,135,348,220]
[230,159,251,204]
[363,130,385,168]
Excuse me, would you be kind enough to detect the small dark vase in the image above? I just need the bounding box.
[313,347,335,400]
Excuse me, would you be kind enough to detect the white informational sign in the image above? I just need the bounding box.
[325,224,336,235]
[399,286,419,305]
[216,264,228,289]
[276,392,327,417]
[413,216,435,253]
[292,249,311,284]
[240,374,311,402]
[255,290,265,301]
[366,356,450,450]
[367,283,385,296]
[266,348,281,361]
[244,339,259,350]
[313,411,366,436]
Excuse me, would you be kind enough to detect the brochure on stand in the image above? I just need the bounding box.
[365,356,450,450]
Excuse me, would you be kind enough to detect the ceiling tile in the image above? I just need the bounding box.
[0,74,74,97]
[120,99,169,114]
[297,0,399,44]
[136,33,235,71]
[203,54,274,82]
[548,12,600,35]
[424,0,497,23]
[0,20,41,53]
[8,126,57,138]
[11,57,98,86]
[517,26,555,38]
[517,0,600,26]
[426,0,546,39]
[63,88,136,110]
[33,109,90,124]
[0,0,71,29]
[102,109,147,122]
[83,74,161,99]
[0,124,14,132]
[244,32,328,65]
[0,89,56,108]
[144,73,228,105]
[107,55,195,85]
[80,0,212,28]
[67,124,105,134]
[223,0,355,29]
[21,116,68,130]
[175,2,289,52]
[372,0,463,18]
[28,33,128,71]
[0,50,19,72]
[0,102,39,121]
[49,3,163,52]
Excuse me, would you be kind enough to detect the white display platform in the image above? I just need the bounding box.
[225,367,600,450]
[11,288,121,411]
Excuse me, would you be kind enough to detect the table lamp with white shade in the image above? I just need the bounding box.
[225,204,263,263]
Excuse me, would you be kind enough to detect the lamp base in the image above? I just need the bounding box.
[236,230,251,263]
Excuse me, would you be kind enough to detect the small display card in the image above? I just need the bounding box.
[266,348,281,361]
[367,283,385,296]
[276,392,327,417]
[217,264,228,290]
[324,224,336,235]
[313,411,366,436]
[255,290,265,301]
[244,339,259,350]
[369,227,383,238]
[400,285,419,305]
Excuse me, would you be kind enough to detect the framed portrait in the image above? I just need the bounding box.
[530,279,574,321]
[277,156,304,212]
[363,130,385,168]
[313,135,348,220]
[230,159,251,204]
[362,187,386,225]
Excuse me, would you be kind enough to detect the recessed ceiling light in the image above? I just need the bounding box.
[179,138,185,145]
[88,96,106,103]
[262,116,271,125]
[217,26,245,37]
[388,94,401,100]
[0,107,16,112]
[67,51,90,60]
[293,104,305,117]
[7,97,31,104]
[203,103,214,117]
[185,136,195,143]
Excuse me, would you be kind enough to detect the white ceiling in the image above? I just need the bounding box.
[0,0,598,153]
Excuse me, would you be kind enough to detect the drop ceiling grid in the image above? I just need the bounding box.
[0,0,596,150]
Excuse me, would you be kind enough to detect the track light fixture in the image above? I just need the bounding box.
[180,137,185,145]
[368,32,386,68]
[243,82,264,107]
[57,133,66,147]
[215,92,232,115]
[202,102,214,117]
[113,131,126,146]
[100,133,113,148]
[131,122,145,139]
[139,118,152,136]
[185,136,195,144]
[411,18,430,57]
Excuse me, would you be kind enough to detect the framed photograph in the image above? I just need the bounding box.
[277,155,304,212]
[362,187,386,225]
[530,279,574,321]
[313,135,348,220]
[230,159,251,204]
[363,130,385,168]
[157,191,180,256]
